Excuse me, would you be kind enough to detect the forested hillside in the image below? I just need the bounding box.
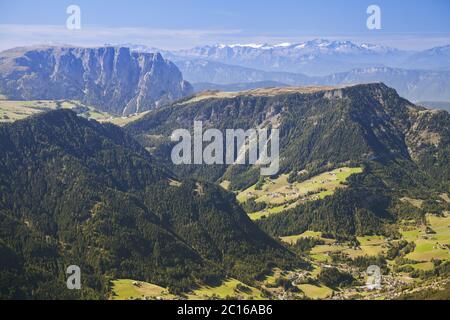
[126,84,450,239]
[0,109,300,299]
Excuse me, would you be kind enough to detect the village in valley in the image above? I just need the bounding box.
[112,168,450,300]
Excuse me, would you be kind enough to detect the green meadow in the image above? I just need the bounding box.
[110,279,175,300]
[111,278,264,300]
[403,213,450,262]
[298,284,333,299]
[188,279,264,300]
[0,99,147,127]
[238,167,363,221]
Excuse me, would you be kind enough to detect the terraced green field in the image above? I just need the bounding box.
[237,167,363,221]
[298,284,333,299]
[403,262,435,271]
[111,279,175,300]
[0,100,48,121]
[105,111,151,126]
[280,231,324,245]
[188,279,264,300]
[0,99,147,127]
[279,213,449,293]
[403,214,450,262]
[0,100,113,122]
[281,231,388,259]
[111,278,264,300]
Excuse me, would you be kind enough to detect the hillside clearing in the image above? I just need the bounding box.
[238,167,363,221]
[403,213,450,262]
[0,99,146,126]
[298,284,333,299]
[187,279,265,300]
[111,279,175,300]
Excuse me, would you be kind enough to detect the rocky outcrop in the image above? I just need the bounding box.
[0,46,193,115]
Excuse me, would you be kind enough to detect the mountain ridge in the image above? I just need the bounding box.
[125,82,449,238]
[0,46,193,116]
[163,39,410,76]
[175,59,450,102]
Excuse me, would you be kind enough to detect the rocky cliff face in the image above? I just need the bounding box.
[0,46,193,115]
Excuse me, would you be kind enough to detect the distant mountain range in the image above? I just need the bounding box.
[321,67,450,102]
[186,62,450,102]
[121,40,450,103]
[129,40,450,76]
[163,39,410,76]
[1,41,450,112]
[402,45,450,71]
[0,46,193,116]
[173,59,311,85]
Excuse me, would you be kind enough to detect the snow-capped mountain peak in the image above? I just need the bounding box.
[181,39,400,56]
[217,43,273,50]
[274,42,293,47]
[161,39,413,76]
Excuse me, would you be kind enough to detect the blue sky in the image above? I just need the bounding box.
[0,0,449,50]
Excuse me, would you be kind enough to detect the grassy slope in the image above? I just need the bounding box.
[281,213,450,269]
[111,278,264,300]
[188,279,264,300]
[0,99,147,127]
[403,213,450,262]
[237,167,362,221]
[109,213,449,300]
[298,284,333,299]
[111,279,175,300]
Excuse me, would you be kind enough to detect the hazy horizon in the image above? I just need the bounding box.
[1,0,449,51]
[1,33,450,53]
